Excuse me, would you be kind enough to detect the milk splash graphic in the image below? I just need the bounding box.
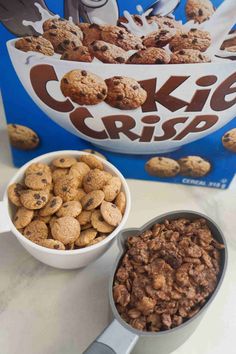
[22,2,59,34]
[121,5,158,36]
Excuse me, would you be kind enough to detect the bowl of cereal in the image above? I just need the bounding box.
[84,210,227,354]
[0,150,131,269]
[6,15,236,155]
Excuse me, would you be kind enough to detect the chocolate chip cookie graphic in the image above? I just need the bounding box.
[128,47,170,64]
[105,76,147,110]
[15,36,54,56]
[145,157,180,178]
[142,28,176,48]
[170,49,211,64]
[101,25,144,51]
[178,156,211,177]
[43,28,82,54]
[185,0,215,24]
[170,28,211,52]
[42,18,83,40]
[8,124,39,150]
[222,129,236,152]
[61,46,94,62]
[89,40,128,64]
[60,70,107,105]
[78,23,103,46]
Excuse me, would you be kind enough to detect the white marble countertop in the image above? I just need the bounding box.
[0,100,235,354]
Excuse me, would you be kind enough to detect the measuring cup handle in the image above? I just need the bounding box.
[0,201,11,234]
[83,319,138,354]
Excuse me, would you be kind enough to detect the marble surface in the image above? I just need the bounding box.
[0,100,235,354]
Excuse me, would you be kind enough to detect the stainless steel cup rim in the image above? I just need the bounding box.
[108,210,228,337]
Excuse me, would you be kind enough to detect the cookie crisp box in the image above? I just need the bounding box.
[0,0,235,189]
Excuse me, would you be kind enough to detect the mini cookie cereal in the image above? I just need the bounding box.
[8,124,40,150]
[100,201,122,227]
[13,207,34,229]
[52,156,77,168]
[101,25,144,51]
[105,76,147,110]
[75,228,98,247]
[142,28,176,48]
[81,190,105,210]
[38,239,66,250]
[61,46,94,62]
[128,47,170,65]
[145,157,180,178]
[170,49,211,64]
[178,156,211,177]
[39,196,63,216]
[7,183,25,207]
[43,18,83,40]
[20,189,49,210]
[89,40,128,64]
[23,220,48,242]
[15,36,54,56]
[83,149,107,160]
[24,171,52,190]
[115,192,126,215]
[185,0,215,23]
[170,28,211,52]
[222,128,236,152]
[51,216,81,244]
[60,69,107,106]
[8,154,125,251]
[43,28,82,54]
[56,200,82,218]
[91,210,115,233]
[79,154,104,170]
[103,176,121,202]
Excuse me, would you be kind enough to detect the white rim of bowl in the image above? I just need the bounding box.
[4,150,131,255]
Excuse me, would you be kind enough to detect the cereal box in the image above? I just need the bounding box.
[0,0,235,189]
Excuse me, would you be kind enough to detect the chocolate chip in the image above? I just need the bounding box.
[101,45,108,52]
[71,41,76,47]
[155,58,163,64]
[118,34,124,40]
[93,45,99,51]
[62,187,68,192]
[63,39,70,45]
[84,198,94,209]
[79,91,86,97]
[223,137,230,142]
[81,70,87,76]
[198,9,203,16]
[12,124,17,128]
[25,38,32,43]
[51,24,57,29]
[60,158,65,162]
[73,47,79,51]
[97,93,104,99]
[192,39,198,44]
[135,44,142,49]
[198,54,204,60]
[224,133,230,137]
[54,244,60,249]
[111,204,117,208]
[50,199,57,207]
[49,32,57,37]
[14,216,18,221]
[71,30,77,35]
[63,78,69,84]
[132,85,139,90]
[41,197,46,202]
[181,34,188,38]
[41,179,47,183]
[178,50,185,55]
[160,30,168,35]
[34,193,40,199]
[115,56,125,63]
[113,80,120,86]
[36,200,42,205]
[36,45,41,50]
[102,88,107,95]
[36,172,43,176]
[117,94,124,101]
[190,28,197,32]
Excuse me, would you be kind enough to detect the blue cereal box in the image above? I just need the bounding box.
[0,0,235,188]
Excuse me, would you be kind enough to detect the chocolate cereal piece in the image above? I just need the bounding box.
[60,69,107,105]
[222,128,236,152]
[8,124,39,150]
[89,40,128,64]
[185,0,215,23]
[178,156,211,177]
[105,76,147,110]
[113,217,224,332]
[145,157,180,178]
[15,36,54,56]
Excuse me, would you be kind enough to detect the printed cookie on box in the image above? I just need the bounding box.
[0,0,235,189]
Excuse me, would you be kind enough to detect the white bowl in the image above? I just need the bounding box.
[0,150,131,269]
[7,39,236,154]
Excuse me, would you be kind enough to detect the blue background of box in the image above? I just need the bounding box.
[0,0,235,189]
